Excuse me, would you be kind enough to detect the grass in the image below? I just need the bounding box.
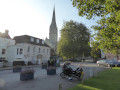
[68,67,120,90]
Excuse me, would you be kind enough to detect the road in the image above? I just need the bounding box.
[0,62,109,90]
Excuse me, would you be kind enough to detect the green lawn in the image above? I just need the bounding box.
[68,67,120,90]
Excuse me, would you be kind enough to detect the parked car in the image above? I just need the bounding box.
[118,60,120,67]
[97,60,115,67]
[112,60,120,67]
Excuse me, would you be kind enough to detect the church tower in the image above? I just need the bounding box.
[49,6,58,45]
[45,6,58,55]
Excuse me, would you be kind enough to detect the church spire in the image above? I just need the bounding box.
[49,6,57,35]
[46,5,58,55]
[51,5,56,27]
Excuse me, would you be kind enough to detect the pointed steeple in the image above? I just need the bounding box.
[52,6,56,23]
[47,5,58,55]
[52,5,56,24]
[50,6,57,33]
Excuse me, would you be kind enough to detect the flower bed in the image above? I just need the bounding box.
[20,68,34,81]
[13,66,22,72]
[47,67,56,75]
[41,63,47,69]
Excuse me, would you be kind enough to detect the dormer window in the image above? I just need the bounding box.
[31,37,34,42]
[36,39,39,43]
[42,40,44,44]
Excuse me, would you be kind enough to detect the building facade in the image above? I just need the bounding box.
[14,35,51,64]
[101,50,120,60]
[0,30,24,64]
[0,30,50,66]
[45,7,58,55]
[0,37,15,62]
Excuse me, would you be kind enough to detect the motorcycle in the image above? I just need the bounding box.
[60,64,84,80]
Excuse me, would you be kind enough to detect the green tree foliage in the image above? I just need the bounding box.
[91,41,101,62]
[72,0,120,54]
[57,20,91,59]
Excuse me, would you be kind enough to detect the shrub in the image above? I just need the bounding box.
[0,60,8,63]
[28,61,34,65]
[47,66,56,70]
[20,68,34,74]
[41,62,47,65]
[13,61,25,66]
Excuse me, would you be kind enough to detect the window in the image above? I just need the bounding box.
[31,37,34,42]
[2,49,6,54]
[17,48,23,55]
[20,48,23,54]
[36,39,39,43]
[0,57,5,62]
[42,40,44,44]
[39,48,40,53]
[17,48,19,54]
[43,48,45,53]
[33,47,35,53]
[27,46,30,52]
[47,49,49,54]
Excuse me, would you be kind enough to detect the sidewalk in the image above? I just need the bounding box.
[0,65,42,71]
[0,66,80,90]
[0,63,109,90]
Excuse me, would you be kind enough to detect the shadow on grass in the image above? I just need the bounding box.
[68,67,120,90]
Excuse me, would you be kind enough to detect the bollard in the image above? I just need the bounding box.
[59,84,62,90]
[81,71,84,83]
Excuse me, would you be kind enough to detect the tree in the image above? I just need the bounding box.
[91,41,101,62]
[72,0,120,54]
[57,20,91,59]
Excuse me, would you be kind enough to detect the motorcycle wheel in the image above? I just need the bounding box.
[60,72,66,78]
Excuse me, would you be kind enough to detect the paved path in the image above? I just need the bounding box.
[0,63,109,90]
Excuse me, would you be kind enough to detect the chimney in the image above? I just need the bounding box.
[5,30,9,34]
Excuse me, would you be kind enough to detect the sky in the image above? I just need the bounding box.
[0,0,99,40]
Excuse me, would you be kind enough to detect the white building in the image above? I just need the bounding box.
[7,45,24,62]
[13,35,51,64]
[0,37,24,66]
[0,30,24,66]
[0,30,50,66]
[0,37,15,62]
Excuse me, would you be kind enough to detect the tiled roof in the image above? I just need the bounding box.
[13,35,50,47]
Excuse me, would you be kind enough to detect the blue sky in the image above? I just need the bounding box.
[0,0,99,39]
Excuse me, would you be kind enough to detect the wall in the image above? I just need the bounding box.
[7,45,24,62]
[7,45,16,62]
[0,37,15,60]
[16,43,50,63]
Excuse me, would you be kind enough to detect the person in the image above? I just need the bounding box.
[79,65,84,81]
[67,66,73,80]
[63,62,73,80]
[49,59,53,66]
[48,60,51,66]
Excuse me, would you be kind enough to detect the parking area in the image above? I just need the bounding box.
[0,62,109,90]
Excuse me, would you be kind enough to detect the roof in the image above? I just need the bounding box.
[13,35,50,47]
